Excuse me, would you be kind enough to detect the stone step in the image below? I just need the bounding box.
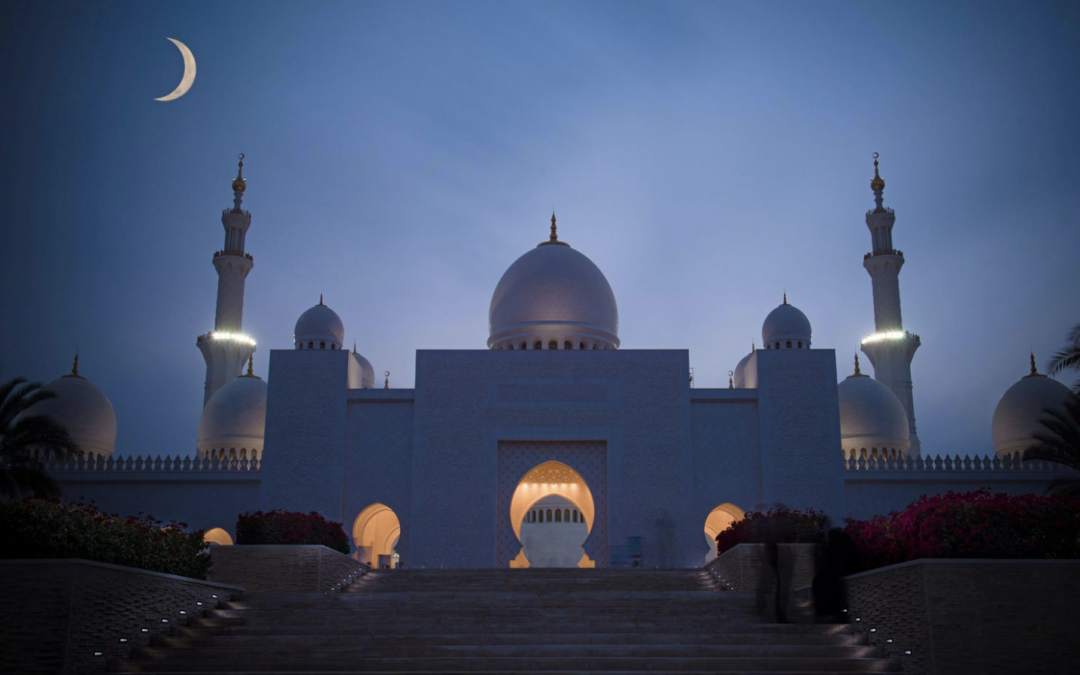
[113,656,900,673]
[155,632,864,648]
[228,592,752,609]
[174,621,855,637]
[131,644,885,660]
[111,672,893,675]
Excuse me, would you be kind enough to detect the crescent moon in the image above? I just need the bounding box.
[155,38,196,102]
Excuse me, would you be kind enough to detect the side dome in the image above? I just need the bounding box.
[197,366,267,461]
[26,357,117,457]
[488,216,619,350]
[733,347,754,389]
[838,357,910,461]
[294,295,345,350]
[762,295,812,349]
[992,356,1072,458]
[350,346,376,389]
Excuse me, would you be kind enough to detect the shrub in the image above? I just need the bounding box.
[844,489,1080,572]
[716,507,826,555]
[235,510,349,553]
[0,498,211,579]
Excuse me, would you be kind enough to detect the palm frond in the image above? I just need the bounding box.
[1067,322,1080,346]
[1024,396,1080,472]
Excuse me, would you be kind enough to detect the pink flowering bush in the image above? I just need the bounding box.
[845,489,1080,572]
[235,510,349,553]
[716,507,826,555]
[0,498,211,579]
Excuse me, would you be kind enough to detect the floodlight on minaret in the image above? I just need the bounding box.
[195,154,256,406]
[859,153,922,457]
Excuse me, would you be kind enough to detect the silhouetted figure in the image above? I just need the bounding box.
[812,527,858,619]
[753,507,792,623]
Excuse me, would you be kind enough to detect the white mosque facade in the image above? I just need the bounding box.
[36,157,1076,569]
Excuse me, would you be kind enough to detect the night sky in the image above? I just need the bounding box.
[1,0,1078,457]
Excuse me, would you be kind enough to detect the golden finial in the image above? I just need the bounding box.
[728,371,734,389]
[240,354,261,379]
[63,352,84,379]
[871,152,885,192]
[232,153,247,193]
[854,353,862,376]
[319,293,324,306]
[1030,351,1038,376]
[352,341,357,355]
[782,292,788,305]
[538,211,570,247]
[384,370,390,389]
[752,341,756,353]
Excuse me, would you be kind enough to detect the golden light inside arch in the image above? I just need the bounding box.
[203,527,233,546]
[510,461,594,542]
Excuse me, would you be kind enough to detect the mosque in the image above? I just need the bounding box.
[34,156,1075,569]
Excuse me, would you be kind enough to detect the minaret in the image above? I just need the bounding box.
[196,154,256,406]
[859,154,922,457]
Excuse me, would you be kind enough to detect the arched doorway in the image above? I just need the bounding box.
[203,527,233,546]
[508,461,596,568]
[353,503,401,569]
[703,503,745,564]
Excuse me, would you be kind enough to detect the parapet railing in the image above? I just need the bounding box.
[44,454,260,473]
[843,454,1064,472]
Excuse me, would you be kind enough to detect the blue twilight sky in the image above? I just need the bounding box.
[1,0,1078,457]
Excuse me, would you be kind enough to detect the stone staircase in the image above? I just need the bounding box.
[112,568,898,674]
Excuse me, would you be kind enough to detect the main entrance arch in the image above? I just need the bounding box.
[353,503,401,569]
[509,461,595,568]
[496,441,608,568]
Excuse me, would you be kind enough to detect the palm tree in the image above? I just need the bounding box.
[0,369,79,500]
[1023,393,1080,497]
[1047,322,1080,392]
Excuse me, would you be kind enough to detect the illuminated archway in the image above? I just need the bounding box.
[352,503,401,569]
[203,527,233,546]
[703,503,745,564]
[509,461,595,568]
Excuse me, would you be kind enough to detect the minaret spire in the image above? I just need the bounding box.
[196,154,257,406]
[859,152,922,457]
[231,153,246,212]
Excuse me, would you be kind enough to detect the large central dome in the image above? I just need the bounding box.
[488,217,619,350]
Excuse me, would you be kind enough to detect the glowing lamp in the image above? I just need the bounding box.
[211,331,257,346]
[861,331,907,345]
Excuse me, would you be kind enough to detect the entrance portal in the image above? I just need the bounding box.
[509,461,595,568]
[353,503,401,569]
[496,441,608,568]
[703,503,745,564]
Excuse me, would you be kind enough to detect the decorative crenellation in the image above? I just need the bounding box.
[44,454,261,473]
[843,454,1062,472]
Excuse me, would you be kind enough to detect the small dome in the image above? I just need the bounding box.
[838,362,910,460]
[488,218,619,351]
[351,348,376,389]
[26,359,117,457]
[762,296,812,349]
[733,348,754,389]
[992,359,1072,458]
[197,373,267,460]
[294,296,345,350]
